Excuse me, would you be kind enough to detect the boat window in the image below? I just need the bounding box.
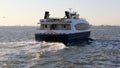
[62,24,71,30]
[45,25,47,28]
[75,23,90,30]
[50,24,56,30]
[63,25,66,28]
[40,24,71,30]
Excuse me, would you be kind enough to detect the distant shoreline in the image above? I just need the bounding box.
[0,25,120,27]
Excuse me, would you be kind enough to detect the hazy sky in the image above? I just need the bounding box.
[0,0,120,26]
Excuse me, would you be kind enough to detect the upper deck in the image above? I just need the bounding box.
[40,18,72,24]
[36,10,91,33]
[39,10,80,24]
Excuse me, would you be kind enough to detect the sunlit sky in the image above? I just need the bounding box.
[0,0,120,26]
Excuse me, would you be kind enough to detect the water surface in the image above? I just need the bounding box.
[0,26,120,68]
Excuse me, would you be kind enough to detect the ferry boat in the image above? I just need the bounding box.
[35,9,91,45]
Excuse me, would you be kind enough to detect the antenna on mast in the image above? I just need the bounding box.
[69,8,72,13]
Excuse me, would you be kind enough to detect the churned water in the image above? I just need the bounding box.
[0,26,120,68]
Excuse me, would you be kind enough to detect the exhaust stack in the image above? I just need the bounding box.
[44,11,50,19]
[65,11,71,19]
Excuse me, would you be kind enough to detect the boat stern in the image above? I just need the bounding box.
[35,33,68,45]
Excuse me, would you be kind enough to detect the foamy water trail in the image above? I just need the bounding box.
[0,41,66,68]
[0,40,120,68]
